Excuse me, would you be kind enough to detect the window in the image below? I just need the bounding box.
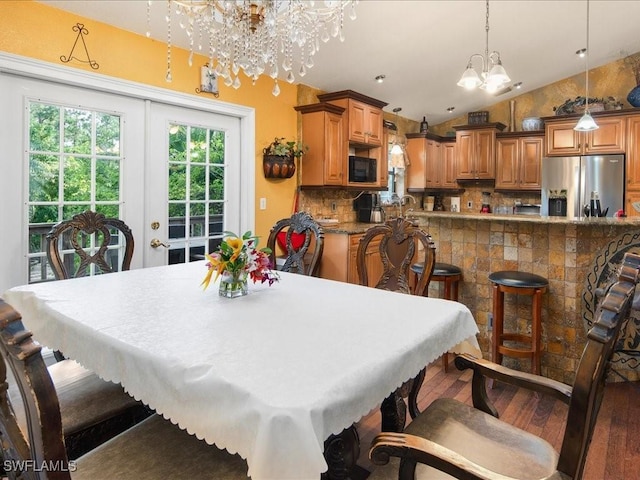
[167,123,226,264]
[27,101,125,282]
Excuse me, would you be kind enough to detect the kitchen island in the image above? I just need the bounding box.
[319,212,640,383]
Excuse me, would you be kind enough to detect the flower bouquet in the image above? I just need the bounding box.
[202,231,279,298]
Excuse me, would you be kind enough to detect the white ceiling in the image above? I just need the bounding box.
[40,0,640,125]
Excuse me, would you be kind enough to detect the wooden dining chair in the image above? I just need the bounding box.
[368,251,640,480]
[46,210,135,280]
[356,218,436,429]
[43,211,150,458]
[356,217,436,296]
[0,299,250,480]
[266,211,324,276]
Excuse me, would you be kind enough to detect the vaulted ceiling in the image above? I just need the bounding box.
[41,1,640,125]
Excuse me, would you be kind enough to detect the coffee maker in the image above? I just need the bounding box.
[354,193,384,223]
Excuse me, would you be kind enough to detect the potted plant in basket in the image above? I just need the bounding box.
[263,137,308,179]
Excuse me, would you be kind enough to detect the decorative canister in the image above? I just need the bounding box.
[628,85,640,108]
[522,117,544,131]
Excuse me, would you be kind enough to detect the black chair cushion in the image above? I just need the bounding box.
[489,270,548,288]
[411,262,462,277]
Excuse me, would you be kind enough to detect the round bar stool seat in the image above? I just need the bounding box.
[489,271,549,376]
[411,262,463,372]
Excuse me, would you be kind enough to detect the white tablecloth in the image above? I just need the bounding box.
[4,261,479,480]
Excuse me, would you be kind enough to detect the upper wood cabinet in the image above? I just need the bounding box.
[545,116,626,156]
[294,103,345,186]
[625,114,640,217]
[454,123,506,180]
[405,133,457,190]
[317,90,387,147]
[495,133,543,191]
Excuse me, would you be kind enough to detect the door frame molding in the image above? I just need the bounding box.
[0,52,255,289]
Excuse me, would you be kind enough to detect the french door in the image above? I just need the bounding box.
[145,103,241,268]
[0,55,253,293]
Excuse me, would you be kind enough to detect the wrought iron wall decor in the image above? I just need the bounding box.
[582,230,640,382]
[60,23,99,70]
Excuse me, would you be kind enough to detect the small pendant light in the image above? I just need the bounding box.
[575,0,599,132]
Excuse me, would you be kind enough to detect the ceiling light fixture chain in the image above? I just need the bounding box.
[456,0,510,93]
[574,0,599,131]
[163,0,357,96]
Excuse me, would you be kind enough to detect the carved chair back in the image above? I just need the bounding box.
[557,252,640,478]
[356,218,436,296]
[266,212,324,277]
[46,210,134,280]
[0,299,71,480]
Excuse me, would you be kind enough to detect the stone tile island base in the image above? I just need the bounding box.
[414,212,640,384]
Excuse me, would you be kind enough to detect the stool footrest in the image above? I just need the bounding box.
[497,345,535,358]
[499,333,532,344]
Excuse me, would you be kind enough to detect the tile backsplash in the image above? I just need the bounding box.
[299,185,541,220]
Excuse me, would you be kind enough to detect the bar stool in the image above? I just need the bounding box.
[489,271,548,375]
[411,262,463,372]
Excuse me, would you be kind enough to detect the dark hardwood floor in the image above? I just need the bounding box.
[355,359,640,479]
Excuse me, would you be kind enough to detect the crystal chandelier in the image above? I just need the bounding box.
[456,0,510,93]
[163,0,358,96]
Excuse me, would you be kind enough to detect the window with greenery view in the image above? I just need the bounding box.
[167,123,225,265]
[27,101,124,282]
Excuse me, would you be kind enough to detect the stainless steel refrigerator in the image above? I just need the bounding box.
[540,155,625,218]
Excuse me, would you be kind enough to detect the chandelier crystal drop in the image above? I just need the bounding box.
[165,0,358,96]
[456,0,510,93]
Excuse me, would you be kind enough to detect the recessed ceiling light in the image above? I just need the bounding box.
[576,48,587,58]
[447,107,455,113]
[375,75,386,83]
[513,82,523,89]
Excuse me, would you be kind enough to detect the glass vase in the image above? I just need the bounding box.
[219,270,248,298]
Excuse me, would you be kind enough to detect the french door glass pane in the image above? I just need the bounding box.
[167,123,226,264]
[26,101,124,283]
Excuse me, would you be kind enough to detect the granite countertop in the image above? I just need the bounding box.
[319,212,640,235]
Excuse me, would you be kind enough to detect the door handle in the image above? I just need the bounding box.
[150,238,170,248]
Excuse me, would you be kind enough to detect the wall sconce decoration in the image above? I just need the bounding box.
[196,65,219,97]
[60,23,99,70]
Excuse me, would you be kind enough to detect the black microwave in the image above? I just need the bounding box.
[348,155,377,183]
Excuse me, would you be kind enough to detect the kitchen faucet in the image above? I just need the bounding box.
[400,195,416,218]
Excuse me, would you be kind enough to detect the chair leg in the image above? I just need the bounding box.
[442,352,449,372]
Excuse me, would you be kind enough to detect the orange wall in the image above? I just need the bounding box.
[0,0,298,242]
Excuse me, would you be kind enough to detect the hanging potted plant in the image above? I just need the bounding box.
[263,137,308,179]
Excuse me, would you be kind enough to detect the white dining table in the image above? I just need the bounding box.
[3,261,480,480]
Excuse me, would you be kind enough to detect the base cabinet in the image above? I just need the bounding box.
[320,232,382,287]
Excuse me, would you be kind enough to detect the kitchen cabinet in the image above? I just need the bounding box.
[625,114,640,217]
[454,123,506,180]
[544,116,626,156]
[295,102,345,186]
[318,90,387,147]
[495,132,543,191]
[298,90,387,188]
[319,232,382,287]
[405,133,457,190]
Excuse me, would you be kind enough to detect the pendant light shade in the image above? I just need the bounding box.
[457,0,510,93]
[575,111,599,131]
